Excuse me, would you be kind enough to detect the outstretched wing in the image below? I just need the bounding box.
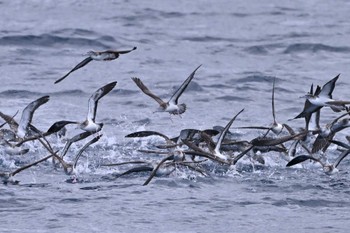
[0,111,19,132]
[55,57,93,84]
[333,149,350,168]
[125,130,170,141]
[87,81,117,122]
[286,155,318,167]
[214,108,244,154]
[61,131,95,158]
[169,65,201,105]
[105,47,137,57]
[46,120,78,135]
[131,77,166,105]
[312,133,334,154]
[272,77,277,124]
[18,96,50,136]
[319,74,340,98]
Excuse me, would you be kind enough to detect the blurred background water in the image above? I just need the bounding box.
[1,0,350,232]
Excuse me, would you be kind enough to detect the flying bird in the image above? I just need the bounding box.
[55,47,136,84]
[236,77,287,135]
[0,96,50,139]
[301,74,350,113]
[79,81,117,133]
[131,65,201,115]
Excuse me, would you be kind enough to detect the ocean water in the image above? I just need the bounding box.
[1,0,350,232]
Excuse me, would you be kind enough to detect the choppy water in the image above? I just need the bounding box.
[1,0,350,232]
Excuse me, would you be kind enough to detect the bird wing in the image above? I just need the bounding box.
[55,57,93,84]
[311,133,334,154]
[236,126,271,130]
[169,65,201,105]
[110,46,137,55]
[232,145,254,165]
[329,139,350,150]
[125,130,172,144]
[214,108,244,154]
[61,131,94,158]
[131,77,166,106]
[271,77,277,124]
[319,74,340,98]
[314,85,321,96]
[0,111,19,132]
[18,96,49,136]
[333,149,350,168]
[251,131,306,147]
[286,155,319,167]
[326,100,350,106]
[87,81,117,122]
[294,100,322,119]
[182,139,230,165]
[125,130,168,138]
[308,109,321,131]
[73,135,102,168]
[46,120,78,135]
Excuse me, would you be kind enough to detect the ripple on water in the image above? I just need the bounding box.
[0,34,111,49]
[283,43,350,54]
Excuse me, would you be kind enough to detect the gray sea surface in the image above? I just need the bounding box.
[1,0,350,232]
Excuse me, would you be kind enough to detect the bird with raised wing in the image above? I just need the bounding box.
[79,81,117,133]
[131,65,201,115]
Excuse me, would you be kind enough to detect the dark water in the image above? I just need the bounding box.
[1,1,350,232]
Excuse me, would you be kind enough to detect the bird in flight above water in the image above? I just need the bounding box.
[78,81,117,133]
[301,74,350,113]
[55,47,137,84]
[131,65,201,115]
[0,96,50,139]
[235,77,288,136]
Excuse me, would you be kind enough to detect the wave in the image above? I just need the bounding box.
[272,198,346,208]
[50,89,86,97]
[0,89,88,98]
[112,89,139,96]
[0,33,111,49]
[283,43,350,54]
[216,95,251,102]
[181,36,238,43]
[236,74,276,83]
[0,90,43,98]
[244,45,270,55]
[51,28,98,37]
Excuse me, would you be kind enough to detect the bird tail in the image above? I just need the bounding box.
[177,104,186,115]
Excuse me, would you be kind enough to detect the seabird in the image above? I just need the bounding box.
[294,84,321,131]
[232,130,308,165]
[0,96,49,139]
[72,134,102,169]
[183,109,244,163]
[61,131,95,158]
[301,74,350,113]
[79,81,117,133]
[131,65,201,115]
[236,77,288,136]
[14,120,78,147]
[286,149,350,174]
[311,113,350,153]
[55,47,137,84]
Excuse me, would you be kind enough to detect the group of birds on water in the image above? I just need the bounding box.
[1,46,350,185]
